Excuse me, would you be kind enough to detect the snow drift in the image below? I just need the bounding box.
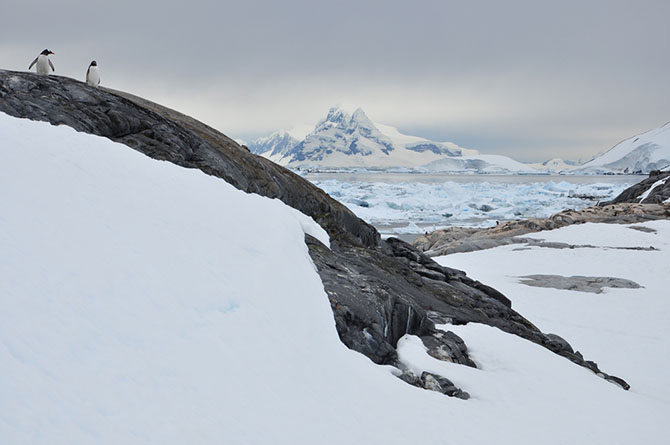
[2,109,666,443]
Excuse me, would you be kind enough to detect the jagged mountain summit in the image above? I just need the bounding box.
[249,106,535,173]
[248,130,300,160]
[574,122,670,174]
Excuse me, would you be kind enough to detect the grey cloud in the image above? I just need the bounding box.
[2,0,669,161]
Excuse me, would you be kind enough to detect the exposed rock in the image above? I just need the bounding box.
[545,334,574,355]
[414,202,670,256]
[0,69,630,393]
[421,372,470,399]
[0,70,378,249]
[628,226,657,233]
[517,275,642,294]
[394,370,470,399]
[600,171,670,205]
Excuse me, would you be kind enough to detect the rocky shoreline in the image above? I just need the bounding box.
[414,201,670,257]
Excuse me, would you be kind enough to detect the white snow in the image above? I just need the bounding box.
[2,111,668,444]
[637,177,668,202]
[528,157,578,172]
[437,221,670,408]
[252,107,531,172]
[575,122,670,174]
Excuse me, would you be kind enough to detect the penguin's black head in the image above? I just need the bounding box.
[90,60,97,66]
[41,49,54,55]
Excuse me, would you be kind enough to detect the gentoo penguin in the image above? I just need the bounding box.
[28,49,55,75]
[86,60,100,87]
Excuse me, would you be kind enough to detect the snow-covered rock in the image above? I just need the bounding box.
[602,170,670,204]
[250,106,534,173]
[574,122,670,174]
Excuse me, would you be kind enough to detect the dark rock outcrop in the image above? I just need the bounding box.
[0,69,630,393]
[600,170,670,205]
[0,70,378,249]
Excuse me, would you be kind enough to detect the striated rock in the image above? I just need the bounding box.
[0,69,631,394]
[600,171,670,205]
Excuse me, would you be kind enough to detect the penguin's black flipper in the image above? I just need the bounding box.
[28,57,38,70]
[49,59,55,72]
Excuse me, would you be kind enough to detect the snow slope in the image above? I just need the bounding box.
[438,221,670,408]
[2,112,667,444]
[250,106,535,173]
[575,122,670,174]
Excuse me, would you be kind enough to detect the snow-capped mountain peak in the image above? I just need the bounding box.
[249,106,533,172]
[248,130,300,158]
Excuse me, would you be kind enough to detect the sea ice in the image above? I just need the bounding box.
[310,177,632,233]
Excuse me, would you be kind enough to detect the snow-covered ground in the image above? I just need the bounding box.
[2,111,668,444]
[309,175,633,234]
[435,221,670,411]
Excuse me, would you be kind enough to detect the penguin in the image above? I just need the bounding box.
[28,49,55,75]
[86,60,100,87]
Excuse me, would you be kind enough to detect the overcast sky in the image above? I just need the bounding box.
[2,0,668,161]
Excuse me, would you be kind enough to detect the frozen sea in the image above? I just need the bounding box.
[305,173,641,236]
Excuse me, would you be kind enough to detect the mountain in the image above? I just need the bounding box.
[247,129,300,159]
[528,158,580,172]
[573,122,670,174]
[250,106,535,173]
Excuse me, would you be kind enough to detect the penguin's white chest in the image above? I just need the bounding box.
[86,66,100,87]
[36,55,51,75]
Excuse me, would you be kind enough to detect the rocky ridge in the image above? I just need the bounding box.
[600,170,670,205]
[0,69,630,394]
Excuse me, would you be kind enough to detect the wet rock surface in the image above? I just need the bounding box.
[518,275,642,294]
[0,69,631,394]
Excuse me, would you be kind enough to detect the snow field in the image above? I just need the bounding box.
[2,112,667,444]
[437,221,670,406]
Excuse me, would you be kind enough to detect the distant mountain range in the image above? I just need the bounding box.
[249,107,670,174]
[572,122,670,174]
[249,106,535,173]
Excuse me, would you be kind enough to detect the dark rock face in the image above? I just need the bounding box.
[0,69,630,393]
[0,70,378,249]
[601,171,670,205]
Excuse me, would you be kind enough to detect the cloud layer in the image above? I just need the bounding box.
[2,0,668,161]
